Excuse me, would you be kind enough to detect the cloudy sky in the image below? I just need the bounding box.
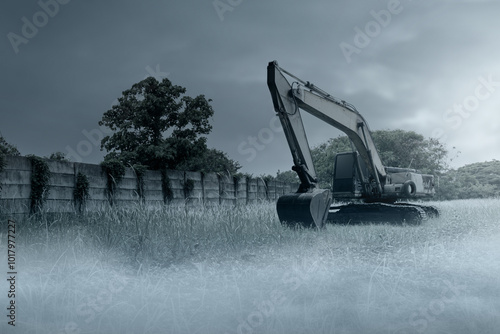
[1,0,499,175]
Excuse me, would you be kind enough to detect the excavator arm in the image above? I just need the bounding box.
[267,62,318,192]
[267,61,335,228]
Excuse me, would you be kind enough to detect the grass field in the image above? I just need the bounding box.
[1,198,499,334]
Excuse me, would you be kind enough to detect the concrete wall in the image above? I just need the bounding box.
[0,156,299,214]
[0,156,31,213]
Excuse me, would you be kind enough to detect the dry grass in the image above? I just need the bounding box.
[1,198,499,333]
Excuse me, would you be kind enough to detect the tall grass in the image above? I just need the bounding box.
[1,198,499,334]
[8,198,500,280]
[11,202,289,269]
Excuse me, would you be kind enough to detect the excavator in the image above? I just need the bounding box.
[267,61,439,228]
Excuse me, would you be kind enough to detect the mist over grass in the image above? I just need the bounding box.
[1,199,499,334]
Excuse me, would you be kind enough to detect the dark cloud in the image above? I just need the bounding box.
[1,0,499,175]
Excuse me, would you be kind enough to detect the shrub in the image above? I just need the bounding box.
[27,155,51,214]
[183,178,195,199]
[132,164,148,200]
[74,172,90,213]
[161,169,173,204]
[0,153,5,198]
[101,158,126,205]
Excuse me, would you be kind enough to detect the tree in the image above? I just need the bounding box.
[99,77,240,173]
[0,134,20,156]
[437,160,500,200]
[0,135,20,179]
[371,130,448,175]
[176,148,241,175]
[310,130,448,188]
[275,169,299,183]
[311,135,352,188]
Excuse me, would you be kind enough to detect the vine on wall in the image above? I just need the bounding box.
[74,172,90,213]
[161,169,173,204]
[27,155,51,214]
[0,154,5,174]
[132,164,147,200]
[101,159,125,205]
[183,178,195,199]
[0,154,5,198]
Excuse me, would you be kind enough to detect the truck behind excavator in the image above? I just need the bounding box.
[267,61,439,228]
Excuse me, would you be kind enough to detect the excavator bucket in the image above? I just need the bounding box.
[276,189,332,229]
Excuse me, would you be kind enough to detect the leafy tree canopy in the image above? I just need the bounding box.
[310,129,449,188]
[437,160,500,200]
[372,129,448,175]
[176,148,241,175]
[253,170,300,185]
[99,77,240,174]
[275,169,299,183]
[0,134,20,156]
[282,128,500,200]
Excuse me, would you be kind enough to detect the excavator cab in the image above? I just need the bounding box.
[332,152,368,199]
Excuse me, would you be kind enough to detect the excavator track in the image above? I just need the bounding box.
[327,202,429,225]
[392,202,440,218]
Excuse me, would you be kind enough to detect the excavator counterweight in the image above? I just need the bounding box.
[267,61,439,228]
